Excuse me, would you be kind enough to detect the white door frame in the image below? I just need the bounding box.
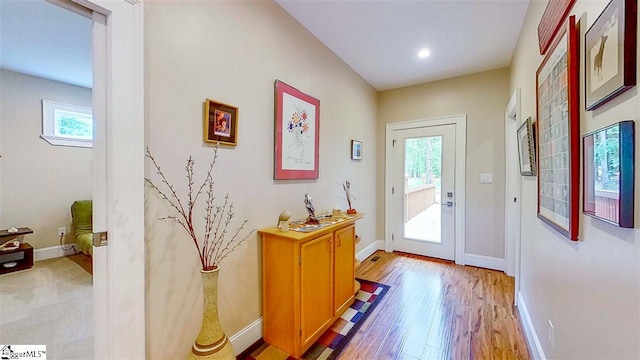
[385,115,467,265]
[65,0,146,358]
[504,89,522,303]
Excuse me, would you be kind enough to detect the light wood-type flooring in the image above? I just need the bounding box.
[339,251,530,360]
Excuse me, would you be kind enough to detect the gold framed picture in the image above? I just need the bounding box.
[204,99,238,146]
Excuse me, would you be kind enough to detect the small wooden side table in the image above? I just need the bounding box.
[0,243,34,275]
[0,227,34,275]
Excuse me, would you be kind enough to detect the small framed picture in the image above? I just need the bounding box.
[585,0,637,110]
[351,140,362,160]
[517,117,536,176]
[204,99,238,146]
[583,121,635,228]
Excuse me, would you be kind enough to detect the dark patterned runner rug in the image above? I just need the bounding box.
[243,278,390,360]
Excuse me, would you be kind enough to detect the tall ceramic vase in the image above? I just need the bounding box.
[189,268,235,360]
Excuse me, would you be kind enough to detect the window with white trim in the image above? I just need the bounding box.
[41,99,93,148]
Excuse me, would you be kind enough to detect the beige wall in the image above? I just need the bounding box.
[377,68,510,259]
[511,0,639,358]
[0,69,92,249]
[144,1,377,357]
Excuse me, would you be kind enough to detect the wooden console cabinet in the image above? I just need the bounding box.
[259,214,363,358]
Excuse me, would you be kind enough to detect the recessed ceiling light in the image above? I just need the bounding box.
[418,49,431,58]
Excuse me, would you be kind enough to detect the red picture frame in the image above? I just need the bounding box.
[274,80,320,180]
[537,0,577,55]
[536,15,580,241]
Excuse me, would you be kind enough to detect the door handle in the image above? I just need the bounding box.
[93,231,108,247]
[442,201,453,207]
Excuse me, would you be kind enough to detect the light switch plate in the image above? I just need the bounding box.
[480,173,492,183]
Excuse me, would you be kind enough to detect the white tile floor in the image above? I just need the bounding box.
[0,255,93,359]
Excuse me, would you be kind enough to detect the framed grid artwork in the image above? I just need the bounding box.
[536,15,580,241]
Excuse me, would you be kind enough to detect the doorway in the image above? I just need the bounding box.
[505,89,521,304]
[0,1,94,358]
[385,115,466,264]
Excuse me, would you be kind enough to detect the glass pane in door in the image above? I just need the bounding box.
[404,136,442,242]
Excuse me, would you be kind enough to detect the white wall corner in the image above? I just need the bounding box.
[229,317,263,355]
[517,291,546,360]
[356,240,384,261]
[464,253,505,272]
[34,243,78,261]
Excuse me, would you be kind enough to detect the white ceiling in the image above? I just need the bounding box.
[0,0,529,92]
[0,0,92,88]
[276,0,530,91]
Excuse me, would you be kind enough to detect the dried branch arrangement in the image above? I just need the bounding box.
[145,147,255,271]
[343,180,353,210]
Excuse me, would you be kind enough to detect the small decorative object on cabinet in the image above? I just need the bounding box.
[304,193,320,224]
[536,15,580,241]
[259,213,364,358]
[585,0,637,110]
[343,180,357,214]
[145,147,255,359]
[583,120,635,228]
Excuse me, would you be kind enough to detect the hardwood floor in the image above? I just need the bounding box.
[339,251,530,360]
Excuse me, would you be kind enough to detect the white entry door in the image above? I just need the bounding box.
[391,124,456,260]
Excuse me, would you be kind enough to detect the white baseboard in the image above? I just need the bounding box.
[230,317,262,355]
[356,240,384,261]
[34,243,77,262]
[464,253,505,271]
[517,291,546,360]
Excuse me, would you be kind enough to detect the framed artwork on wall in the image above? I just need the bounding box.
[536,15,580,241]
[585,0,637,110]
[517,117,536,176]
[583,121,635,228]
[351,140,363,160]
[537,0,577,55]
[274,80,320,180]
[203,99,238,146]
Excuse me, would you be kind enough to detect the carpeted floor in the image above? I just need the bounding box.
[243,279,390,360]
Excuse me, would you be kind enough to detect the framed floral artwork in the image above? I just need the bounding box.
[274,80,320,180]
[536,15,580,241]
[204,99,238,146]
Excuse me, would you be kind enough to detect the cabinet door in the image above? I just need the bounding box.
[334,225,355,315]
[300,233,334,350]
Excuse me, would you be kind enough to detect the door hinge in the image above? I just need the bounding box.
[392,139,397,147]
[300,329,302,337]
[392,187,395,195]
[298,256,302,265]
[392,233,395,241]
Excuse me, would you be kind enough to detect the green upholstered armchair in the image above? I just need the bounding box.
[71,200,93,255]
